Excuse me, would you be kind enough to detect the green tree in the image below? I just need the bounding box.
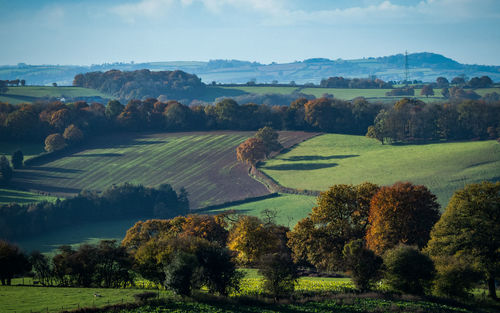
[383,245,435,295]
[343,239,382,291]
[366,182,440,255]
[105,100,124,120]
[0,156,13,185]
[44,133,67,152]
[426,181,500,300]
[258,252,298,301]
[288,183,379,271]
[255,126,282,156]
[164,251,200,296]
[10,150,23,169]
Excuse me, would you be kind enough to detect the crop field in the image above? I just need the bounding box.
[12,131,316,209]
[210,193,316,227]
[260,134,500,208]
[0,86,111,104]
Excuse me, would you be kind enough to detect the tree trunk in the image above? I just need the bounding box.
[488,275,498,301]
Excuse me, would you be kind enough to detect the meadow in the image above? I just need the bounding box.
[12,131,314,209]
[259,134,500,208]
[210,193,316,228]
[0,86,111,104]
[0,285,168,313]
[0,188,59,205]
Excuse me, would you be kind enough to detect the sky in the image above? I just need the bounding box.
[1,0,499,66]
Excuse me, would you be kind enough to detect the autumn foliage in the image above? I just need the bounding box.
[236,137,266,165]
[366,182,440,255]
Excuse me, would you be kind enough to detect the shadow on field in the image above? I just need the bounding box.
[68,153,123,158]
[263,163,338,171]
[283,154,359,161]
[29,166,83,174]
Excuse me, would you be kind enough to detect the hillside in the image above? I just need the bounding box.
[11,131,315,209]
[1,52,499,86]
[259,134,500,208]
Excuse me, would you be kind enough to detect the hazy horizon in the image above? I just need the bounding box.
[1,0,500,66]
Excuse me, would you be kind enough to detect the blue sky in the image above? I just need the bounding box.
[1,0,499,65]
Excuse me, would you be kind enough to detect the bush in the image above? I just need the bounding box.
[343,239,382,291]
[383,245,435,295]
[258,252,298,300]
[432,256,482,299]
[10,150,23,169]
[164,251,200,297]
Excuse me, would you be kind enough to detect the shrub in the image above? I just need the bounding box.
[164,251,200,297]
[383,245,435,295]
[343,239,383,291]
[258,252,298,300]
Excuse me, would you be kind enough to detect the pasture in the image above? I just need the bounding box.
[210,193,316,227]
[260,134,500,208]
[0,285,166,313]
[0,86,111,104]
[12,131,315,209]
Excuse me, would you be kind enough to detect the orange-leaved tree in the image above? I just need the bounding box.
[366,182,440,255]
[236,137,266,166]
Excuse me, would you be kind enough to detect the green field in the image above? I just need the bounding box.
[219,86,300,95]
[260,134,500,208]
[0,141,45,160]
[0,188,59,205]
[0,86,111,104]
[0,285,167,313]
[211,193,316,228]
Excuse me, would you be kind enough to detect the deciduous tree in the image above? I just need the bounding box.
[0,156,13,185]
[255,126,282,156]
[236,137,266,166]
[63,124,84,144]
[0,240,30,285]
[366,182,440,255]
[426,181,500,300]
[44,133,66,152]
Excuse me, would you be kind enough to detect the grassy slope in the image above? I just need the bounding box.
[210,193,316,228]
[219,86,300,95]
[0,188,59,205]
[260,134,500,208]
[0,86,111,104]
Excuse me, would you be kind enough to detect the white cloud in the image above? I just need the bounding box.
[110,0,500,25]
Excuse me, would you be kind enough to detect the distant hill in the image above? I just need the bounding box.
[1,52,499,86]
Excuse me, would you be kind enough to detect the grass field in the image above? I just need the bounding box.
[0,141,45,160]
[0,188,59,205]
[0,86,111,104]
[210,193,316,228]
[259,134,500,208]
[219,86,300,95]
[13,131,315,209]
[0,285,167,313]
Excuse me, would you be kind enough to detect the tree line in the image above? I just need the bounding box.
[366,97,500,143]
[0,183,189,241]
[1,94,499,161]
[1,181,498,301]
[73,70,206,101]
